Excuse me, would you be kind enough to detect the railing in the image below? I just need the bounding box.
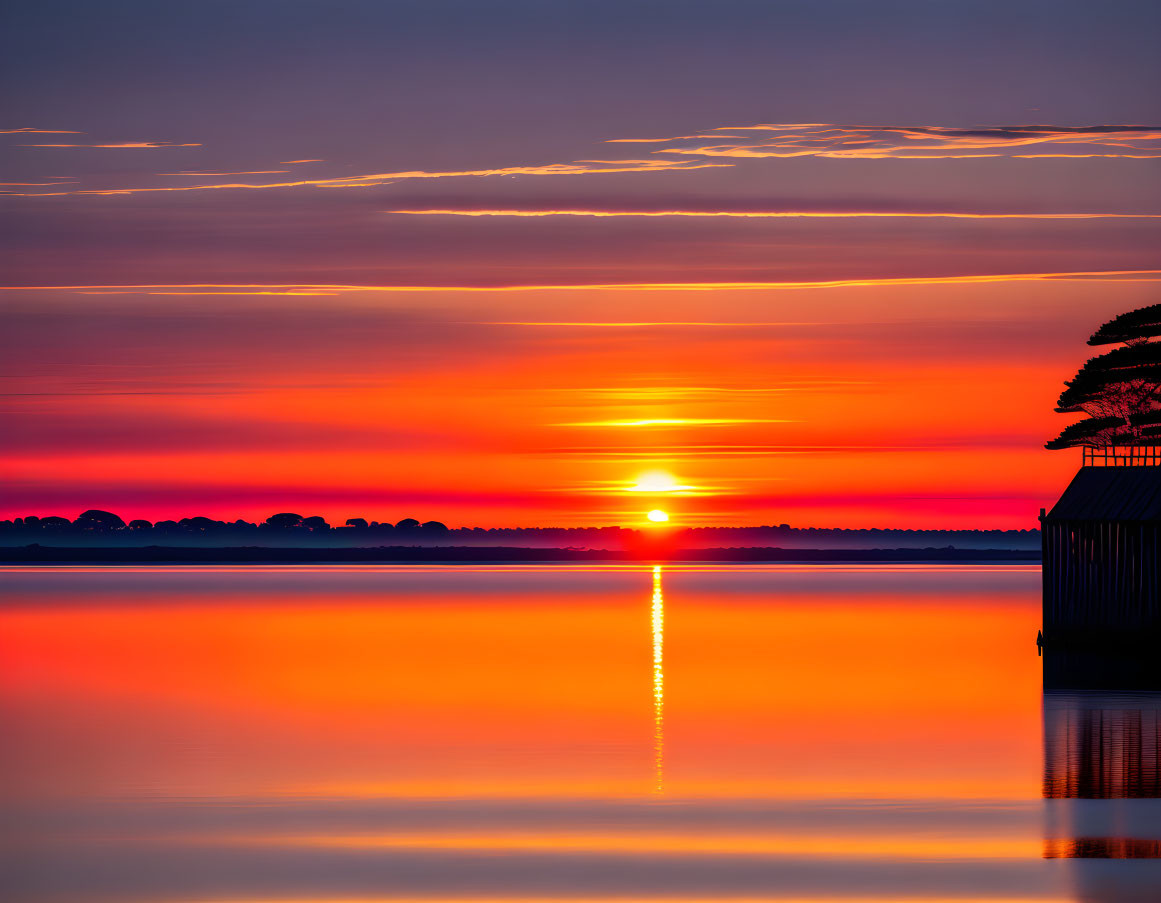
[1082,445,1161,467]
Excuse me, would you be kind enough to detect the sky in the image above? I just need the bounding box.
[2,0,1160,528]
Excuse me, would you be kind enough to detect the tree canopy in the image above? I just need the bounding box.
[1047,304,1161,449]
[1088,303,1161,346]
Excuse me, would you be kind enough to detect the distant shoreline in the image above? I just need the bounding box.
[0,546,1040,564]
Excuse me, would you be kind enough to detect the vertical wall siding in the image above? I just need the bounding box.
[1043,519,1161,634]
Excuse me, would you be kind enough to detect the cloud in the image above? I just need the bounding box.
[0,127,83,134]
[16,141,202,148]
[1,407,456,455]
[556,418,791,427]
[10,122,1154,204]
[158,170,291,176]
[391,208,1161,221]
[481,322,819,327]
[2,268,1160,294]
[605,134,751,142]
[614,123,1161,160]
[0,158,727,197]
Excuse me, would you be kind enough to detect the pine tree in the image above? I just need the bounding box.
[1046,304,1161,449]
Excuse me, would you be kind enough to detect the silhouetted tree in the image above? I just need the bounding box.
[395,518,420,530]
[265,513,304,528]
[302,516,330,531]
[1047,304,1161,449]
[181,516,219,532]
[345,518,368,528]
[75,509,125,530]
[421,520,449,533]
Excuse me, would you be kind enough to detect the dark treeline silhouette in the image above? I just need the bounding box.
[0,508,1040,551]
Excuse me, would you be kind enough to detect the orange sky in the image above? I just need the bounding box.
[2,2,1159,528]
[3,277,1158,527]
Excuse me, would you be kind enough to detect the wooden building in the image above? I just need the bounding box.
[1041,446,1161,645]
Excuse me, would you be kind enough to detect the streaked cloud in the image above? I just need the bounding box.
[575,383,873,400]
[7,122,1157,207]
[556,418,792,427]
[3,268,1156,294]
[1,158,725,197]
[606,134,750,142]
[159,170,291,176]
[617,123,1161,160]
[393,207,1161,221]
[482,321,819,326]
[0,127,83,134]
[16,141,202,148]
[547,444,921,458]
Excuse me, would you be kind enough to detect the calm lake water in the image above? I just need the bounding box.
[1,564,1158,902]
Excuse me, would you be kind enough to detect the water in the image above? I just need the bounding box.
[0,563,1157,902]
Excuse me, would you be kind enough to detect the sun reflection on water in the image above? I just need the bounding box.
[651,565,664,795]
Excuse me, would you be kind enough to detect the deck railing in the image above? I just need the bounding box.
[1082,445,1161,467]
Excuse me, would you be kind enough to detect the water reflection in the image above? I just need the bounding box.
[1044,692,1161,801]
[651,564,664,794]
[1042,658,1161,903]
[3,563,1100,903]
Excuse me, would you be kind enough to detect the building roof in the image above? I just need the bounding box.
[1047,466,1161,521]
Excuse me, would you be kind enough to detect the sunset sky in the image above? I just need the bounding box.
[2,0,1160,527]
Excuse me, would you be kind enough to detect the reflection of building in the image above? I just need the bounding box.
[1044,692,1161,800]
[1043,691,1161,877]
[1040,450,1161,646]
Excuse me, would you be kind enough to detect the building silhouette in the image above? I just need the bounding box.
[1041,446,1161,648]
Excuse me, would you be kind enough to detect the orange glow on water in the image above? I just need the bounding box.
[209,829,1042,859]
[0,565,1042,802]
[0,564,1099,902]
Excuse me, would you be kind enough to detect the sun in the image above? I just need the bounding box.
[647,509,669,523]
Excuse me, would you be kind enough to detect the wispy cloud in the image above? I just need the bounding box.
[392,208,1161,220]
[2,269,1159,294]
[0,159,726,197]
[547,444,921,458]
[574,383,873,399]
[16,141,201,148]
[11,122,1152,204]
[0,127,83,134]
[158,170,291,176]
[482,321,817,327]
[614,123,1161,160]
[556,418,791,427]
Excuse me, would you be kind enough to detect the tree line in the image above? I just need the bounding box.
[0,510,1039,550]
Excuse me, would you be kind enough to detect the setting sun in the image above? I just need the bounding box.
[647,509,669,523]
